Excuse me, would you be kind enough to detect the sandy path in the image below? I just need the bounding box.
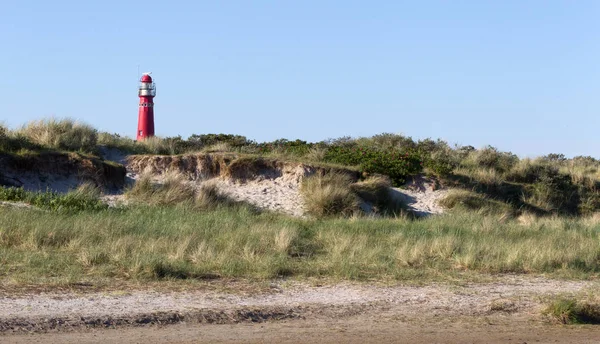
[0,276,598,333]
[2,276,600,343]
[7,315,600,344]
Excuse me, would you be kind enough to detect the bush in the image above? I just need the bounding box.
[323,146,422,186]
[188,133,252,148]
[255,139,313,156]
[300,172,360,218]
[358,133,417,151]
[462,146,518,173]
[19,118,98,153]
[525,168,579,214]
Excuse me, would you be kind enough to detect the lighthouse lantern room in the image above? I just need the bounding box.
[137,72,156,140]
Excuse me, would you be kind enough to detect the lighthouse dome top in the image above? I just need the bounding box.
[140,73,153,83]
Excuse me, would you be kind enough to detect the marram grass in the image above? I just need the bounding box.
[2,205,600,287]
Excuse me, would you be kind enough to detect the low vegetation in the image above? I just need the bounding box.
[300,172,360,218]
[17,118,98,153]
[3,117,600,289]
[544,297,600,324]
[125,172,237,209]
[0,183,107,212]
[2,206,600,286]
[5,118,600,217]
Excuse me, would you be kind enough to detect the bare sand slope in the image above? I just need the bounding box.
[114,152,450,217]
[392,175,449,216]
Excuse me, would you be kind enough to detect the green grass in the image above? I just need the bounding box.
[0,184,107,212]
[2,205,600,287]
[543,297,600,324]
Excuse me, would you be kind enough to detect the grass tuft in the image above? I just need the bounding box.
[18,118,98,153]
[125,172,196,206]
[300,172,360,218]
[350,175,405,215]
[544,297,600,324]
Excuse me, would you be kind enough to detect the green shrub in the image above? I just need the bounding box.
[323,146,422,186]
[526,168,579,214]
[462,146,518,173]
[358,133,417,151]
[255,139,313,156]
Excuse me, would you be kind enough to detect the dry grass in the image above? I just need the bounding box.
[300,172,360,218]
[125,172,238,210]
[350,175,404,215]
[3,206,600,286]
[125,172,196,206]
[18,118,98,153]
[453,167,504,186]
[439,189,513,216]
[201,142,234,153]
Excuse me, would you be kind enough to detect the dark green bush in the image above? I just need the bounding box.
[472,146,518,173]
[528,168,579,214]
[188,133,252,148]
[255,139,314,156]
[323,146,422,186]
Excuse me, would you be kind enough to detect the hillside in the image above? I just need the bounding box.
[2,118,599,217]
[3,118,600,338]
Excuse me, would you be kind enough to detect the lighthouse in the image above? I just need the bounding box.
[137,72,156,140]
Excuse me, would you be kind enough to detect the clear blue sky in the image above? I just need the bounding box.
[1,1,598,157]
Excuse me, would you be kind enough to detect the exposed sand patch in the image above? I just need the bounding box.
[392,175,449,216]
[211,178,305,217]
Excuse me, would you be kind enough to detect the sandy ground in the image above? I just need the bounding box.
[393,175,448,216]
[1,276,600,343]
[7,315,600,344]
[212,178,306,217]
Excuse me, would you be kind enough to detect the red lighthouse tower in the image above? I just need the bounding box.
[137,72,156,140]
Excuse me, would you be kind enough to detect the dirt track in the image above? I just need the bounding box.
[2,276,600,343]
[6,314,600,344]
